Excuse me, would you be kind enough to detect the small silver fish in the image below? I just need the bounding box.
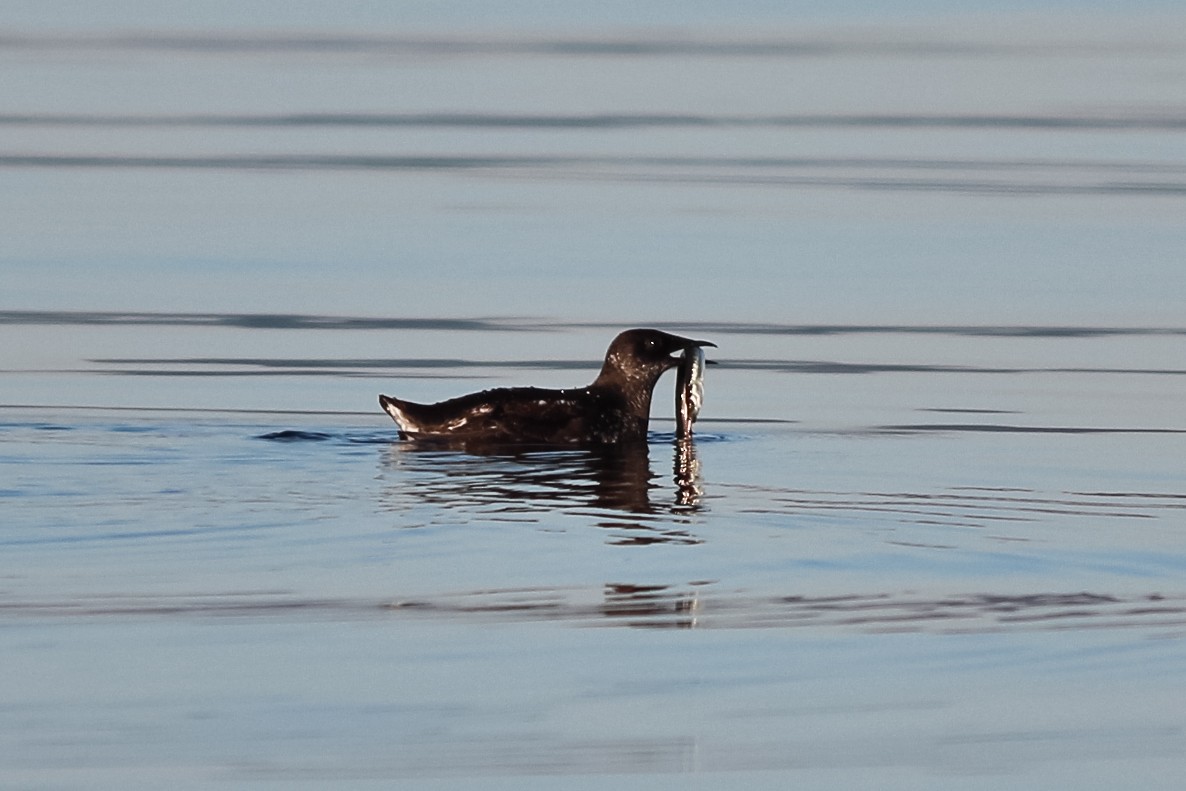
[675,345,706,439]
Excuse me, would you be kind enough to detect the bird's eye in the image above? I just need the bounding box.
[644,339,658,350]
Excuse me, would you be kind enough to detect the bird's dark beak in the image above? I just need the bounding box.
[672,335,716,351]
[664,334,716,366]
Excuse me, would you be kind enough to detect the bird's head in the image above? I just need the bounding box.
[594,328,716,394]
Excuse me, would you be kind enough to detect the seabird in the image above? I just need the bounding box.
[379,328,715,444]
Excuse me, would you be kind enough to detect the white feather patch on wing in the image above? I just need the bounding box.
[381,399,419,433]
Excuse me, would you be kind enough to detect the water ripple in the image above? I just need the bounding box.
[4,32,1173,58]
[5,110,1186,131]
[720,483,1184,530]
[4,311,1183,337]
[2,586,1183,634]
[2,154,1182,196]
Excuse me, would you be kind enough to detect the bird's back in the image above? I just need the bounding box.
[380,386,639,444]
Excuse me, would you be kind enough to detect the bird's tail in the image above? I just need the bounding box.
[379,394,420,434]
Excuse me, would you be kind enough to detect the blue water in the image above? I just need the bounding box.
[2,4,1185,788]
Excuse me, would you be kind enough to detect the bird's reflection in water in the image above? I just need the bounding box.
[601,583,703,629]
[381,436,705,543]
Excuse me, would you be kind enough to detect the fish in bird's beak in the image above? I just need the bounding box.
[674,340,712,439]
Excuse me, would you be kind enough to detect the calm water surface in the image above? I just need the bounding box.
[2,4,1185,789]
